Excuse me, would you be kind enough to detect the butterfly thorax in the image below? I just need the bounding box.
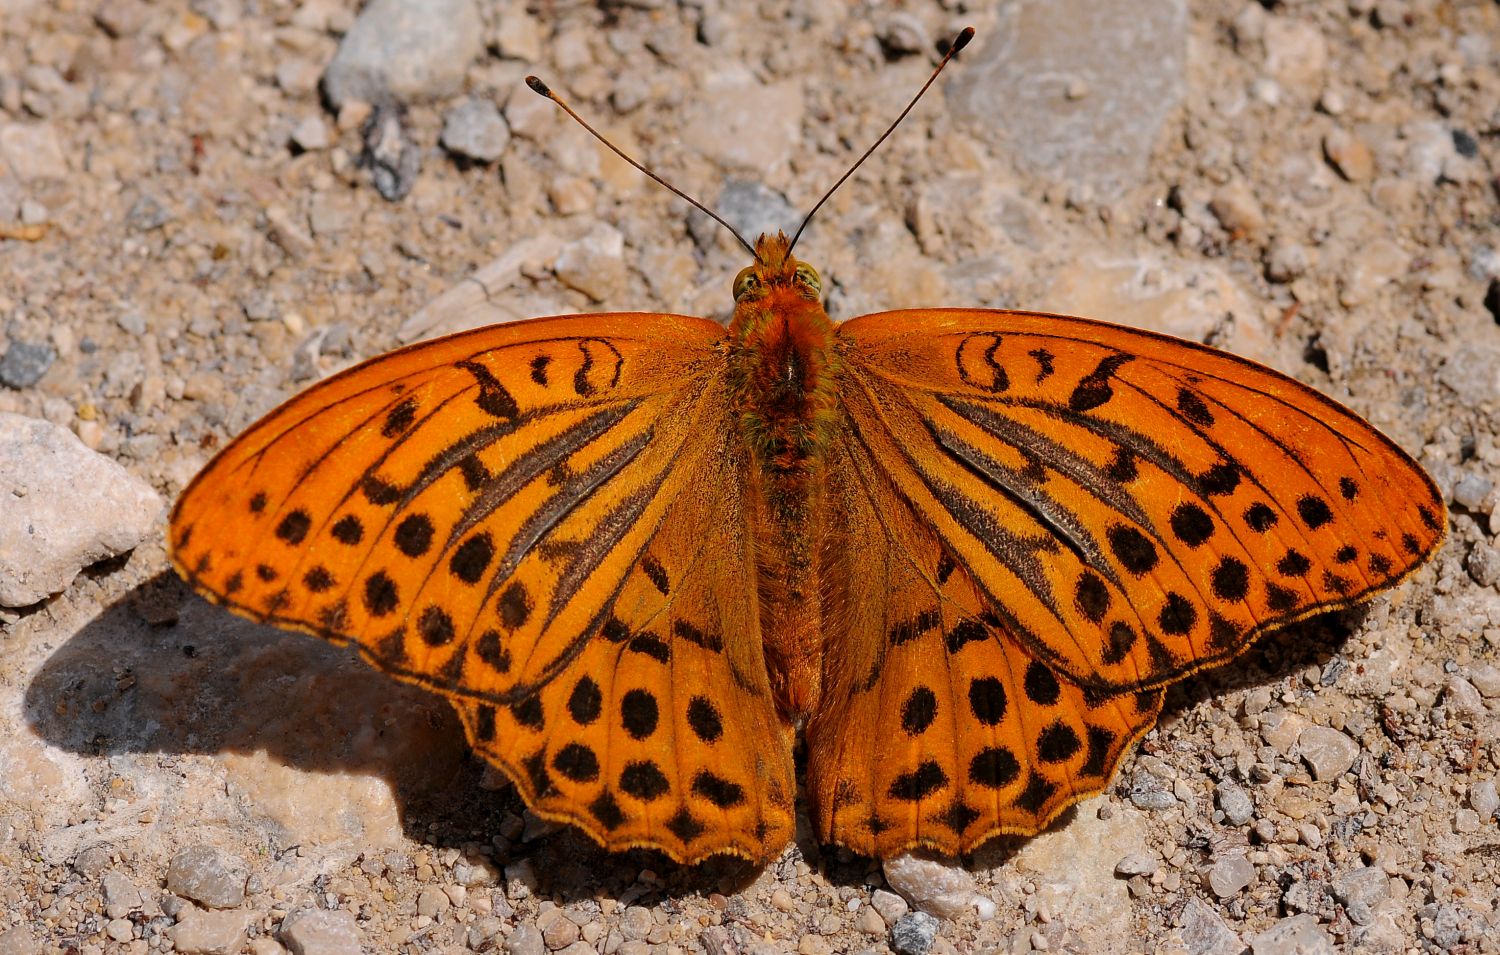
[727,233,840,720]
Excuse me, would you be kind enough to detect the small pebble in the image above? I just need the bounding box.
[165,845,248,910]
[441,97,511,163]
[0,341,56,389]
[1247,914,1336,955]
[290,115,331,152]
[1114,852,1158,878]
[1216,779,1255,826]
[1323,128,1374,181]
[279,908,361,955]
[503,924,545,955]
[322,0,483,108]
[889,911,939,955]
[1207,854,1255,898]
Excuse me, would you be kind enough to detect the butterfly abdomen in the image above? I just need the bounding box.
[728,287,842,719]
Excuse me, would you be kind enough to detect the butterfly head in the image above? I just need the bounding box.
[734,232,822,304]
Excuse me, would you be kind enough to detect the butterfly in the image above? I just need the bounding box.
[168,31,1445,865]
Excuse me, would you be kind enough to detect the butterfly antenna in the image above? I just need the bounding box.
[526,76,757,258]
[786,27,975,257]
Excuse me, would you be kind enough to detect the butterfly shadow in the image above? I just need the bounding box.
[20,571,773,901]
[22,572,1375,901]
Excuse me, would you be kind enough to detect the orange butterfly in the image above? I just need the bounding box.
[169,31,1444,864]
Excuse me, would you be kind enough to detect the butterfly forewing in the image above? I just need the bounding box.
[171,312,795,863]
[834,308,1445,696]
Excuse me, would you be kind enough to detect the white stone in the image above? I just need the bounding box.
[883,854,987,920]
[1298,726,1359,782]
[280,908,361,955]
[0,413,163,606]
[1247,914,1336,955]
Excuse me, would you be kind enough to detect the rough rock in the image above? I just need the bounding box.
[883,854,989,920]
[1247,914,1336,955]
[0,413,163,606]
[280,908,362,955]
[322,0,482,108]
[950,0,1187,198]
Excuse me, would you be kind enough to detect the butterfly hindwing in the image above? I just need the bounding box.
[831,308,1445,696]
[170,312,794,863]
[449,433,794,862]
[806,428,1165,855]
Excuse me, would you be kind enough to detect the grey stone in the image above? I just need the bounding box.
[1216,780,1255,826]
[71,843,113,878]
[441,98,511,163]
[0,414,163,606]
[165,845,248,909]
[101,870,145,918]
[1264,240,1310,283]
[116,311,149,336]
[949,0,1187,198]
[126,194,173,231]
[1452,473,1493,509]
[1128,770,1178,810]
[1464,543,1500,587]
[322,0,482,108]
[362,104,421,202]
[877,13,929,56]
[0,341,55,389]
[1247,914,1335,955]
[689,180,798,253]
[1471,665,1500,698]
[1427,904,1466,950]
[1297,726,1359,781]
[1177,897,1245,955]
[1332,867,1389,926]
[1469,778,1499,819]
[280,908,361,955]
[0,926,39,955]
[889,911,939,955]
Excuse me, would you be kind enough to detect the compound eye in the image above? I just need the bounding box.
[794,261,822,295]
[733,267,759,301]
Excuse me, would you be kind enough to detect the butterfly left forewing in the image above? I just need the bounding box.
[171,312,795,862]
[832,307,1445,696]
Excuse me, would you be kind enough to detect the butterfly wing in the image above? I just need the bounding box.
[170,313,795,863]
[806,306,1443,854]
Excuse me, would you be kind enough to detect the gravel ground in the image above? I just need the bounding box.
[2,1,1499,954]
